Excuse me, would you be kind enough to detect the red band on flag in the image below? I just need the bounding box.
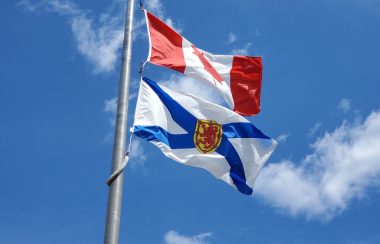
[230,56,262,116]
[146,12,186,73]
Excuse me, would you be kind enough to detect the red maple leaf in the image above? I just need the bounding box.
[191,45,223,85]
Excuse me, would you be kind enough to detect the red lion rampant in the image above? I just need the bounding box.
[194,120,222,153]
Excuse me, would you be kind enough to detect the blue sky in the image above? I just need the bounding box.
[1,0,380,243]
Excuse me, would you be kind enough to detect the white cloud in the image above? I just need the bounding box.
[308,122,322,138]
[19,0,125,73]
[231,42,252,55]
[132,0,182,41]
[338,98,352,113]
[276,133,290,143]
[71,15,124,73]
[104,97,118,113]
[144,0,182,32]
[104,97,118,126]
[145,0,163,15]
[127,78,141,101]
[164,230,212,244]
[17,0,38,12]
[20,0,181,72]
[255,110,380,220]
[161,74,224,106]
[226,32,237,44]
[129,139,147,172]
[103,102,147,172]
[18,0,79,14]
[103,132,114,144]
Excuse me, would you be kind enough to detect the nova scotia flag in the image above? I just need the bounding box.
[133,77,277,195]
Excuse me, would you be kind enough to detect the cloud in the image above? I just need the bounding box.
[19,0,181,72]
[18,0,80,14]
[145,0,164,15]
[104,97,118,126]
[276,133,290,143]
[19,0,125,73]
[338,98,352,113]
[255,110,380,220]
[231,43,252,55]
[17,0,38,12]
[308,122,322,138]
[103,97,147,170]
[160,74,224,106]
[129,139,148,172]
[164,230,212,244]
[103,100,148,172]
[132,0,183,42]
[104,97,118,113]
[127,78,142,101]
[103,132,114,144]
[144,0,182,32]
[226,32,237,44]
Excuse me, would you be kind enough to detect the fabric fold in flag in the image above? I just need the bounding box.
[145,10,263,116]
[132,77,277,195]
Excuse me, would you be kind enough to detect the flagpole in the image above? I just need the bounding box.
[104,0,135,243]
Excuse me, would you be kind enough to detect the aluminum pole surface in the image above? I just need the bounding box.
[104,0,135,243]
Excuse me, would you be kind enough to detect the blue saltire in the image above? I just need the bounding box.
[133,77,269,195]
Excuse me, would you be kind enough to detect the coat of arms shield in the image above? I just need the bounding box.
[193,119,223,154]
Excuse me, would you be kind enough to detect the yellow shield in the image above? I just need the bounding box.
[194,119,222,154]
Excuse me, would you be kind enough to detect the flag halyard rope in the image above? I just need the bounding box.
[106,132,134,186]
[106,64,145,186]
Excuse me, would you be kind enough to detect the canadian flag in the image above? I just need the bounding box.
[145,10,263,116]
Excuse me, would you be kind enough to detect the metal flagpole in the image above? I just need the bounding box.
[104,0,135,243]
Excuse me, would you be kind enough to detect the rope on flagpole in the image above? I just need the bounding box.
[106,133,134,186]
[139,60,146,75]
[139,0,144,11]
[107,61,144,186]
[106,55,149,186]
